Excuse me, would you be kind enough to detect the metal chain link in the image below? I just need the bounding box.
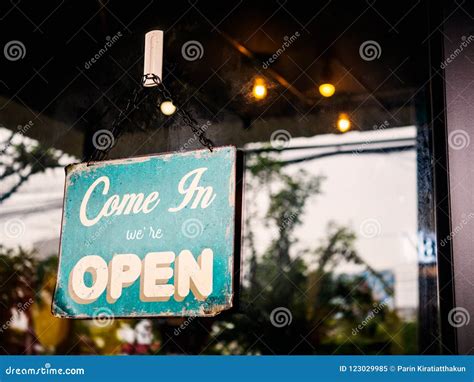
[88,85,146,162]
[88,74,214,162]
[143,73,214,152]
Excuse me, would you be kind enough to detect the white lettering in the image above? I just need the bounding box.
[79,176,160,227]
[174,249,213,301]
[168,168,216,212]
[140,251,175,301]
[107,254,142,303]
[69,255,108,303]
[79,176,110,227]
[68,250,214,304]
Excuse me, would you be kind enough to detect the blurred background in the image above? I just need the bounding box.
[0,0,440,354]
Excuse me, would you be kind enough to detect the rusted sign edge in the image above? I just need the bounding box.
[229,149,244,313]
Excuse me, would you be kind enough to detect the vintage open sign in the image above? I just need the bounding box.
[53,146,242,318]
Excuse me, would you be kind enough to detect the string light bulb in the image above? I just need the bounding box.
[337,113,351,133]
[252,77,267,100]
[319,83,335,97]
[160,100,176,116]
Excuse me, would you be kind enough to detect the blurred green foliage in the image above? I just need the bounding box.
[0,152,417,354]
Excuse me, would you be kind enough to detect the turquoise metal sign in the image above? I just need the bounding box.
[53,146,241,318]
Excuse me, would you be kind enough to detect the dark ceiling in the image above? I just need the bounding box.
[0,0,434,155]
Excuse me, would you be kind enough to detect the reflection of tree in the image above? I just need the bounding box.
[0,246,136,355]
[0,137,61,203]
[0,247,72,354]
[0,247,37,353]
[209,153,414,354]
[0,152,416,355]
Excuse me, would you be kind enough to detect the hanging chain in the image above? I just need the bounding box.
[88,74,214,163]
[88,85,146,162]
[143,73,214,152]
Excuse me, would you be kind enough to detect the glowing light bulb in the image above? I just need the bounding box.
[160,101,176,115]
[252,77,267,100]
[319,83,335,97]
[337,113,351,133]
